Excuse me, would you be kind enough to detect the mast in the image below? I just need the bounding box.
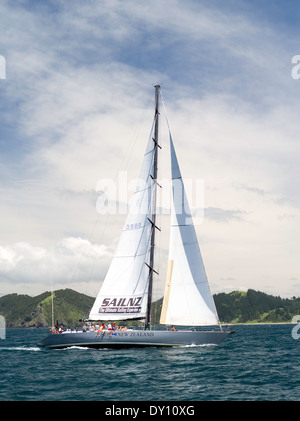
[145,85,160,330]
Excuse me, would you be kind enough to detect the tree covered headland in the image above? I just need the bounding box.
[0,288,299,327]
[213,289,300,323]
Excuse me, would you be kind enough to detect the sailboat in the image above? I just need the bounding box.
[38,86,233,349]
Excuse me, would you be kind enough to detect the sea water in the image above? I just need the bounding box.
[0,324,299,401]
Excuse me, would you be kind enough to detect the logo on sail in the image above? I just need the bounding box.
[99,296,143,314]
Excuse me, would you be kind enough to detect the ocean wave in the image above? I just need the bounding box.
[183,343,217,348]
[60,346,92,350]
[0,346,41,351]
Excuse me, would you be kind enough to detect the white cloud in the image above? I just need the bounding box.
[0,237,112,296]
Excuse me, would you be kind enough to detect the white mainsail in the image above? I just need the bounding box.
[88,127,157,321]
[160,134,219,326]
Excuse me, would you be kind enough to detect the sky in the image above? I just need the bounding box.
[0,0,299,299]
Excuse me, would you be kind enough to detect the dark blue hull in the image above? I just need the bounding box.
[37,329,232,349]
